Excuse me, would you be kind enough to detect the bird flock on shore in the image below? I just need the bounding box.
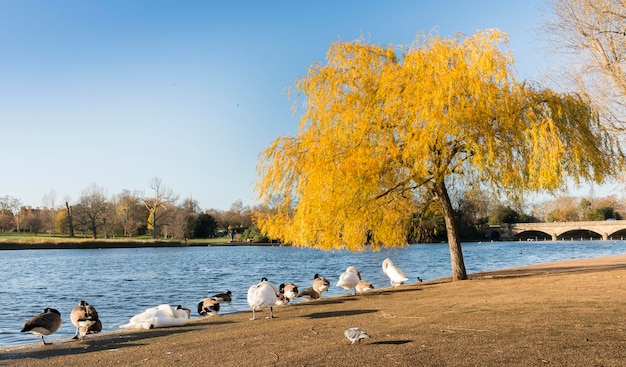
[21,258,412,345]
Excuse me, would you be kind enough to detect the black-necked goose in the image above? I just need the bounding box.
[70,300,101,339]
[21,308,62,345]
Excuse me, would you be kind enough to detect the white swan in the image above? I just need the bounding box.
[247,277,278,320]
[119,304,191,329]
[336,266,361,295]
[382,258,408,287]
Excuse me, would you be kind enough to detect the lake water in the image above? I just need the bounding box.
[1,240,625,349]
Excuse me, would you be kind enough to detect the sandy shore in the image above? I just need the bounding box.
[2,254,626,366]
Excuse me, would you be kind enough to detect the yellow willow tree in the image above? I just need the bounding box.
[255,30,623,281]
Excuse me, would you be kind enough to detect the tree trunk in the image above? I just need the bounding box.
[151,209,157,239]
[434,181,468,281]
[66,201,75,238]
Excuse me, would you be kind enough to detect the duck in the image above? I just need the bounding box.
[382,258,409,287]
[336,266,361,295]
[20,308,62,345]
[247,277,278,320]
[119,304,191,329]
[212,291,232,302]
[355,279,375,294]
[197,298,221,316]
[70,300,101,339]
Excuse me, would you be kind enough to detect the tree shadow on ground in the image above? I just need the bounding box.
[305,309,378,319]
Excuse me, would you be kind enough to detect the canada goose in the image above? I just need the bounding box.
[212,291,232,302]
[312,273,330,297]
[382,258,409,287]
[336,266,361,295]
[275,292,288,306]
[247,277,278,320]
[297,287,321,300]
[355,279,375,294]
[298,273,330,300]
[70,300,101,339]
[276,283,298,305]
[278,283,298,302]
[197,298,221,316]
[21,308,62,345]
[344,327,370,344]
[119,304,191,329]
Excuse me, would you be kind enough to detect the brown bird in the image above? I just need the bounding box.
[197,298,221,316]
[355,279,375,294]
[312,273,330,297]
[21,308,62,345]
[297,287,321,300]
[70,300,101,339]
[276,283,298,305]
[212,290,232,302]
[298,273,330,300]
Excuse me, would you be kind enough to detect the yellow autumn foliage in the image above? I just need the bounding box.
[255,29,623,258]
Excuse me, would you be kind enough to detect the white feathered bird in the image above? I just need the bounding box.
[336,266,361,295]
[247,277,278,320]
[382,258,408,287]
[344,327,370,344]
[119,304,191,329]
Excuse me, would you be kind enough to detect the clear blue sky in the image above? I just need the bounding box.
[1,0,562,211]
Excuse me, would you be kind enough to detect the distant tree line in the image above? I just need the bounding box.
[0,178,623,243]
[0,177,268,242]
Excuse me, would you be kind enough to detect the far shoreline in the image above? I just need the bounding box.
[0,240,282,250]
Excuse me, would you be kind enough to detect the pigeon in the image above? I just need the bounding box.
[344,327,370,344]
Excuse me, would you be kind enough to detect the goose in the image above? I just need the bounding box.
[21,308,62,345]
[298,273,330,300]
[247,277,278,320]
[212,291,232,302]
[382,258,409,287]
[336,266,361,295]
[275,292,289,306]
[355,279,375,294]
[276,283,298,305]
[197,298,221,316]
[70,300,101,339]
[119,304,191,329]
[312,273,330,297]
[344,327,370,344]
[296,287,321,300]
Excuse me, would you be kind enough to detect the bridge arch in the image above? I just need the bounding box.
[489,220,626,241]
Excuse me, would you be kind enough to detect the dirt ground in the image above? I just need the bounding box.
[2,254,626,367]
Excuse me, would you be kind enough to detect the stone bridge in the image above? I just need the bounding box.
[487,220,626,241]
